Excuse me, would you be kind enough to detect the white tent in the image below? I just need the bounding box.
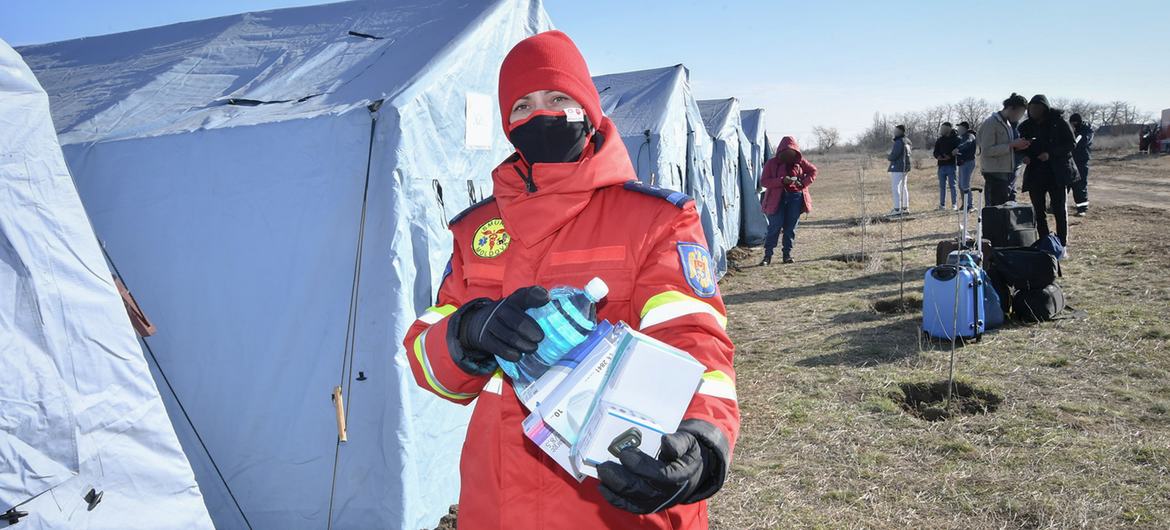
[698,98,749,249]
[1,39,212,529]
[17,1,551,528]
[738,108,770,247]
[592,65,728,275]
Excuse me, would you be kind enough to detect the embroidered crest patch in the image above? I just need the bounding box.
[677,242,716,298]
[472,218,511,258]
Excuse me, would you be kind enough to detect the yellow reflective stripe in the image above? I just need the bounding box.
[697,370,737,401]
[412,329,477,401]
[639,291,727,330]
[482,370,504,395]
[417,304,458,325]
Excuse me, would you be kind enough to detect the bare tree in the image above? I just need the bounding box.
[953,97,994,127]
[851,97,1153,152]
[811,126,841,152]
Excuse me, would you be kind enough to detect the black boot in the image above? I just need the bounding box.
[760,253,772,266]
[782,254,795,264]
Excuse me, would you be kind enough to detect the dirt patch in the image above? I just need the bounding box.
[872,295,922,314]
[828,252,873,264]
[893,381,1003,422]
[727,247,755,262]
[433,505,457,530]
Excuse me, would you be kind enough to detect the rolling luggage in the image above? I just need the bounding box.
[935,238,994,267]
[983,203,1039,248]
[923,265,985,340]
[923,187,987,340]
[979,269,1005,329]
[1013,283,1066,322]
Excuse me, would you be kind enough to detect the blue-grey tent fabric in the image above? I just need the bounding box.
[738,109,769,247]
[592,65,727,277]
[17,1,551,528]
[0,39,213,529]
[698,98,746,249]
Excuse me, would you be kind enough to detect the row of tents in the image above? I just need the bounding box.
[2,1,772,528]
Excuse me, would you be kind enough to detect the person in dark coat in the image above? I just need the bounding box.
[887,125,912,215]
[1018,94,1076,248]
[953,122,977,210]
[1068,113,1093,216]
[932,122,961,210]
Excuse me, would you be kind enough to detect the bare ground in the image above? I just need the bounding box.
[709,150,1170,529]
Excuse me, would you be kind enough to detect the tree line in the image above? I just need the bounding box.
[811,98,1157,152]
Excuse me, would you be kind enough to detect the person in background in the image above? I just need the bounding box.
[1018,94,1076,249]
[759,136,817,265]
[1139,124,1153,154]
[1068,113,1093,216]
[887,124,912,215]
[933,122,961,210]
[977,93,1031,206]
[953,121,978,211]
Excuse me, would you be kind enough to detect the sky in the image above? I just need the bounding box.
[3,0,1168,146]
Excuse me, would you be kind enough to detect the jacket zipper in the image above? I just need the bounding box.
[514,165,537,193]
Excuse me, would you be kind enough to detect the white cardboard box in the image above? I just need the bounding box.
[570,327,704,477]
[522,411,583,481]
[535,321,623,444]
[594,327,705,430]
[573,402,665,478]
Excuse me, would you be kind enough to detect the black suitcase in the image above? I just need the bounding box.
[992,247,1059,291]
[983,203,1039,248]
[1013,283,1066,322]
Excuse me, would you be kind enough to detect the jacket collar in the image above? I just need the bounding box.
[491,117,635,245]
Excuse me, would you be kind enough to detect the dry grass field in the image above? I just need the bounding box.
[709,148,1170,529]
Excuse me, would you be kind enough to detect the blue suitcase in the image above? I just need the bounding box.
[922,264,985,340]
[923,185,988,340]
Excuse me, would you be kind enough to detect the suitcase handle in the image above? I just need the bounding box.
[958,186,985,256]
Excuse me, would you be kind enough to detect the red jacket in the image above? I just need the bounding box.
[760,136,816,215]
[402,115,739,529]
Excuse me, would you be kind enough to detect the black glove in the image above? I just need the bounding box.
[596,420,730,514]
[449,286,549,374]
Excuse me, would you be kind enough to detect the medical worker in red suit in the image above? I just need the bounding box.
[403,30,738,530]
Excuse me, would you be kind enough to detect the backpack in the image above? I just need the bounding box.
[1032,233,1065,260]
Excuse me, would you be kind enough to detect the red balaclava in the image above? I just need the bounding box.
[498,30,603,136]
[490,31,635,245]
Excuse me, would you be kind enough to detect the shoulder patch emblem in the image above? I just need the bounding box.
[623,180,692,208]
[677,242,717,298]
[472,218,511,259]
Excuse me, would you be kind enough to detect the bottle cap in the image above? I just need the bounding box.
[584,277,609,302]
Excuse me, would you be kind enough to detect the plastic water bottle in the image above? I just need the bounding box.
[498,277,609,385]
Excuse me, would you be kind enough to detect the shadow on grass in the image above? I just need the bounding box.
[722,270,903,305]
[795,317,922,367]
[799,217,857,228]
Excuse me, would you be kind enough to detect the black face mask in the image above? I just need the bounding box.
[508,113,592,165]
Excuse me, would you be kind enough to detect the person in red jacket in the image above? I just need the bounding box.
[402,31,739,530]
[759,136,816,265]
